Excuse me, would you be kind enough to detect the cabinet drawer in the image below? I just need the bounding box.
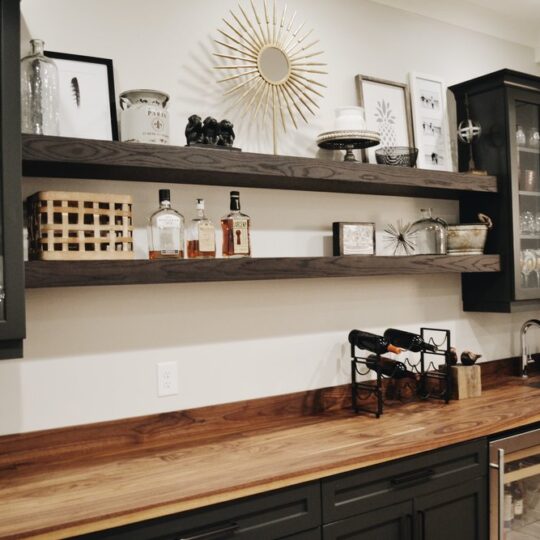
[77,482,321,540]
[322,439,486,522]
[322,501,413,540]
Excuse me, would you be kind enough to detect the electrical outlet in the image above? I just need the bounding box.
[157,361,179,397]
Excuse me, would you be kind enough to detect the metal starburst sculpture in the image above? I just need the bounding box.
[214,0,327,154]
[384,220,416,256]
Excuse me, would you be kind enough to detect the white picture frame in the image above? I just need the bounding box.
[356,75,414,164]
[409,72,452,171]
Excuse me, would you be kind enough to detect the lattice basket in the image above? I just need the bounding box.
[27,191,134,260]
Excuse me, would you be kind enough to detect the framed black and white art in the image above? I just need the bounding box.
[409,72,452,171]
[44,51,118,141]
[355,75,414,164]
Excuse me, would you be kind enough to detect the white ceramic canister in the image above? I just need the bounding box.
[119,89,170,145]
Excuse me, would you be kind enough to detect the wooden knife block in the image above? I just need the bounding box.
[451,365,482,399]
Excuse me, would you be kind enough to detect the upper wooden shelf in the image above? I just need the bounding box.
[21,135,498,199]
[25,255,501,289]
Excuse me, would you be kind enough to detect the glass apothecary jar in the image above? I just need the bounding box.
[410,208,448,255]
[21,39,59,136]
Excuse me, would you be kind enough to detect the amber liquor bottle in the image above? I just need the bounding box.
[147,189,185,259]
[187,199,216,259]
[221,191,251,258]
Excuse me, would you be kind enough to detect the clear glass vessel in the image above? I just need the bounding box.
[187,199,216,259]
[20,39,59,136]
[410,208,447,255]
[221,191,251,258]
[147,190,185,259]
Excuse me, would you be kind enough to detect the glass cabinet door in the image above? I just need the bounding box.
[511,91,540,300]
[503,445,540,539]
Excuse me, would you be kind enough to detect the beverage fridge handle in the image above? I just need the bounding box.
[490,448,505,540]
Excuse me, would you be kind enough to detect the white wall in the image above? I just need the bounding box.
[3,0,539,435]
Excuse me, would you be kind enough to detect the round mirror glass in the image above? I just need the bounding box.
[258,46,290,84]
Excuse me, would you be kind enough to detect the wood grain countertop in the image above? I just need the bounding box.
[1,371,540,539]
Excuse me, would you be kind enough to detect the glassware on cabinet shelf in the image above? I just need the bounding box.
[521,211,536,235]
[517,125,527,146]
[535,214,540,235]
[409,209,447,255]
[20,39,59,136]
[521,249,536,288]
[528,127,540,149]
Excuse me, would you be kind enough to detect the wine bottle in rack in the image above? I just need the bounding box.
[348,330,402,355]
[365,355,419,380]
[383,328,438,353]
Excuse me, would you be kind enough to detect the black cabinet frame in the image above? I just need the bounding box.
[0,0,25,358]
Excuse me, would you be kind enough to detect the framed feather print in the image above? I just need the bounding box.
[44,52,118,140]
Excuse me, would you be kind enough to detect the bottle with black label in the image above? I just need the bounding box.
[221,191,251,258]
[348,330,402,355]
[383,328,437,353]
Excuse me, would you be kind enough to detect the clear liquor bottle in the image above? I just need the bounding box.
[221,191,251,258]
[187,199,216,259]
[147,189,185,259]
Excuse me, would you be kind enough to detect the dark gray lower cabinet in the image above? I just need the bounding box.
[416,477,487,540]
[321,440,488,540]
[323,501,413,540]
[77,440,488,540]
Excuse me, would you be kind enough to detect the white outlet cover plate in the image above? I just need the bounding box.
[157,361,179,397]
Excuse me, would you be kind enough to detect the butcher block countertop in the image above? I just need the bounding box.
[1,368,540,539]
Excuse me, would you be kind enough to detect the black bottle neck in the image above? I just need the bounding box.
[230,195,241,212]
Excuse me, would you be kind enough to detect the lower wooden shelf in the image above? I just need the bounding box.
[25,255,501,288]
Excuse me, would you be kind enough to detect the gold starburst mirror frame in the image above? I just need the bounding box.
[214,0,327,154]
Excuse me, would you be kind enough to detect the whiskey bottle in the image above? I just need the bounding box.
[383,328,437,353]
[348,330,402,355]
[221,191,251,258]
[187,199,216,259]
[147,189,185,259]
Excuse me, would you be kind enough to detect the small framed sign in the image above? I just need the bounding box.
[333,222,376,256]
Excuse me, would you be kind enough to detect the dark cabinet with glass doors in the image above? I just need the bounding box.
[0,0,26,358]
[451,70,540,312]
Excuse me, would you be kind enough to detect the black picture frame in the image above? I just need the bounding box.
[44,51,118,141]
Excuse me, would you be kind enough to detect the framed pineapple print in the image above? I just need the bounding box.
[355,75,414,164]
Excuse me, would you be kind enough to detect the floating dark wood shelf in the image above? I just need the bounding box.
[25,255,501,289]
[22,135,498,199]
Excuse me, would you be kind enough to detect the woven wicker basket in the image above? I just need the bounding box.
[27,191,134,260]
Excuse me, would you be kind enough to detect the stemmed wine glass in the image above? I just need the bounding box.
[521,250,536,288]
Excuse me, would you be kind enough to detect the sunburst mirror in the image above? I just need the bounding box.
[214,0,327,154]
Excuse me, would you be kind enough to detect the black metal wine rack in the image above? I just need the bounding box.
[351,328,453,418]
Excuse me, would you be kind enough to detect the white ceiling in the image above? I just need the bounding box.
[371,0,540,49]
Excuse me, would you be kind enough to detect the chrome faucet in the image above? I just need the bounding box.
[521,319,540,377]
